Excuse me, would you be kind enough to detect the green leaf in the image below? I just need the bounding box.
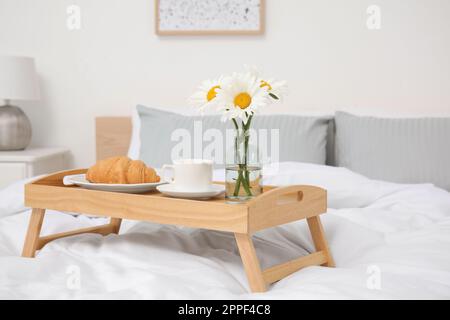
[269,93,279,100]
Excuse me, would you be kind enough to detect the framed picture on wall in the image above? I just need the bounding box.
[155,0,265,35]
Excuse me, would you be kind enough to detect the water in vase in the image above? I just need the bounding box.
[225,165,262,202]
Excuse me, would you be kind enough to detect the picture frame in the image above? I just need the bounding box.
[155,0,265,36]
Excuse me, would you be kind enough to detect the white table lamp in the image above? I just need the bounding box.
[0,55,40,150]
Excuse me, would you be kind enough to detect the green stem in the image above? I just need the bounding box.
[232,118,239,130]
[243,115,253,170]
[240,165,252,196]
[242,115,253,196]
[231,115,254,198]
[245,169,250,189]
[244,115,253,131]
[233,170,242,196]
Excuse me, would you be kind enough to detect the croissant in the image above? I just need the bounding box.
[86,156,160,184]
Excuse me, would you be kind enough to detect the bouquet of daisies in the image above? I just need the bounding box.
[190,67,287,124]
[190,67,287,199]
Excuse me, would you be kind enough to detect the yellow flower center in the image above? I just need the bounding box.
[206,85,220,102]
[234,92,252,109]
[260,80,272,90]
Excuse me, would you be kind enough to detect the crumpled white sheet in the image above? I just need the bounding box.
[1,162,450,299]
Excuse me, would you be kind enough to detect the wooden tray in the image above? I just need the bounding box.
[22,169,334,293]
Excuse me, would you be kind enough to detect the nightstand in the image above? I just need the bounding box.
[0,147,69,189]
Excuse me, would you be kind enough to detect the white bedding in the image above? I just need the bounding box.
[1,162,450,299]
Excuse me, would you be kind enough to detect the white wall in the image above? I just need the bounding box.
[1,0,449,167]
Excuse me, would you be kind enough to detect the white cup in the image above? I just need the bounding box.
[162,159,213,191]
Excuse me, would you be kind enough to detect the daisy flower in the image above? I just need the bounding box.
[189,77,223,112]
[260,78,288,101]
[215,72,269,124]
[245,65,288,101]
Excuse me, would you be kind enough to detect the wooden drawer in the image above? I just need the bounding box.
[0,162,26,189]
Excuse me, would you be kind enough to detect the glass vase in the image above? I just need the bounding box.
[225,128,262,202]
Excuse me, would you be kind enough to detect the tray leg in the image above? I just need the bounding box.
[307,216,335,267]
[22,211,122,257]
[22,208,46,258]
[109,218,122,234]
[234,233,266,293]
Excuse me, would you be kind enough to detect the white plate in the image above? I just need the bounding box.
[156,184,225,200]
[63,174,166,194]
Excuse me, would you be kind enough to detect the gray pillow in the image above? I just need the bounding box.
[137,105,331,168]
[335,111,450,191]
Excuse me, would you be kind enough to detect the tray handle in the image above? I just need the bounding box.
[250,185,321,204]
[247,185,327,232]
[29,169,88,187]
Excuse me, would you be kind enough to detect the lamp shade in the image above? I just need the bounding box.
[0,55,40,101]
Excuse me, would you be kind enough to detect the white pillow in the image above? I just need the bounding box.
[130,104,332,168]
[127,105,200,160]
[335,111,450,192]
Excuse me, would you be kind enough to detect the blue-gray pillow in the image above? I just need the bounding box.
[137,105,331,168]
[335,111,450,191]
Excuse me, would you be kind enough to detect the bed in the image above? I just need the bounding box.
[1,114,450,299]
